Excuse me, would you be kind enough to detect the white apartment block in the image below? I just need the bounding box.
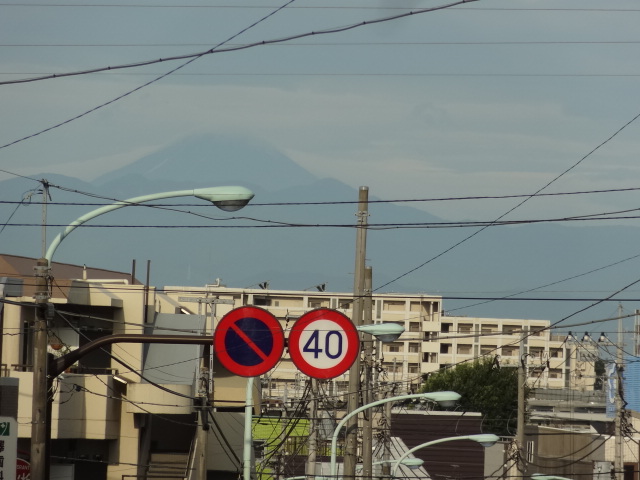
[166,283,579,399]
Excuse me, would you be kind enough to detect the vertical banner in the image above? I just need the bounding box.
[606,363,617,419]
[0,417,17,480]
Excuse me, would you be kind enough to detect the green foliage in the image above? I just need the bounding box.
[421,357,521,436]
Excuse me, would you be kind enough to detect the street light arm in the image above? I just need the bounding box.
[390,434,499,477]
[45,186,254,262]
[330,391,460,477]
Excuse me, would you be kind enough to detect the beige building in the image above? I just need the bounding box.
[0,255,254,480]
[165,283,584,400]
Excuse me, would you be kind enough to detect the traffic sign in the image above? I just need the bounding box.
[214,306,285,377]
[288,308,360,379]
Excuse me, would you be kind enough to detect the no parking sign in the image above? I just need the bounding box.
[214,306,285,377]
[288,308,360,379]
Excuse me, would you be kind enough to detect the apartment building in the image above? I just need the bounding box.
[0,255,255,480]
[166,283,580,399]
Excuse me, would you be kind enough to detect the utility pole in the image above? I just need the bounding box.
[345,186,369,480]
[362,267,374,480]
[516,326,529,477]
[32,181,52,480]
[615,304,624,480]
[31,257,51,480]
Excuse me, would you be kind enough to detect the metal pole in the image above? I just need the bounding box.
[306,378,318,479]
[330,392,460,478]
[29,186,254,480]
[345,186,369,480]
[244,377,255,480]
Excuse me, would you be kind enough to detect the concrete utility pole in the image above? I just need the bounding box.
[614,304,624,480]
[362,266,374,480]
[517,326,529,476]
[345,186,369,479]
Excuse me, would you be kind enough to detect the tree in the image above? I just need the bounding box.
[421,357,522,436]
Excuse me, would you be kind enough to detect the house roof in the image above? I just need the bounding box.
[0,254,140,298]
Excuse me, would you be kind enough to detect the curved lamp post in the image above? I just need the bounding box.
[390,433,500,478]
[249,323,406,480]
[330,391,461,478]
[31,185,255,480]
[45,186,254,261]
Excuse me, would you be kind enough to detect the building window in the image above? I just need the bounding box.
[388,343,403,353]
[441,323,452,333]
[480,345,497,355]
[308,297,329,308]
[409,322,420,332]
[481,324,498,335]
[502,346,517,357]
[458,323,473,334]
[408,363,420,374]
[383,301,405,311]
[408,343,420,353]
[457,344,472,355]
[253,296,271,306]
[440,344,451,354]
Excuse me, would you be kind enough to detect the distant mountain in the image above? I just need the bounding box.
[2,133,639,328]
[93,134,317,195]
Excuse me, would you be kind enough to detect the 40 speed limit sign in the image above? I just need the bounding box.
[288,308,360,379]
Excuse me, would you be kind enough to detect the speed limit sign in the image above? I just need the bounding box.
[288,308,360,379]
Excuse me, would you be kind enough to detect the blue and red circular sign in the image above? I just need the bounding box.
[288,308,360,379]
[214,306,285,377]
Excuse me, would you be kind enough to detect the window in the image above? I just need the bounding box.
[458,323,473,334]
[388,343,403,353]
[409,322,421,332]
[253,296,271,306]
[440,344,451,354]
[309,298,329,308]
[502,346,517,357]
[441,323,452,333]
[383,301,405,311]
[480,345,497,355]
[457,344,472,355]
[481,324,498,335]
[408,363,420,374]
[408,343,420,353]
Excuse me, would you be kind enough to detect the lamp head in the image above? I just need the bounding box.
[421,391,461,408]
[357,323,405,343]
[469,433,500,447]
[193,186,255,212]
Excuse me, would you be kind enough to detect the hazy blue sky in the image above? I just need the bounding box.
[2,0,640,225]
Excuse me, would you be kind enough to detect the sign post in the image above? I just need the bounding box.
[288,308,360,379]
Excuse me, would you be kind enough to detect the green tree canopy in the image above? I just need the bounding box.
[421,357,522,436]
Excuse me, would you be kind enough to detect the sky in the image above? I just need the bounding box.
[2,0,640,223]
[2,0,640,332]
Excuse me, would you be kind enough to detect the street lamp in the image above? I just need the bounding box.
[31,185,255,480]
[390,433,500,478]
[253,323,406,480]
[330,391,461,478]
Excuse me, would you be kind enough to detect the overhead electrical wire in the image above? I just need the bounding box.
[374,106,640,293]
[0,0,301,152]
[0,0,475,87]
